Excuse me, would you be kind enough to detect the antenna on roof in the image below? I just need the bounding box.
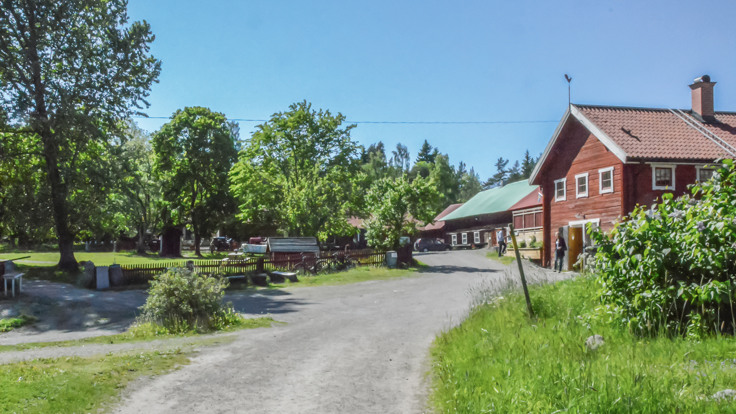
[564,74,572,107]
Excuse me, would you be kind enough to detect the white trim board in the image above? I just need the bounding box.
[529,104,628,185]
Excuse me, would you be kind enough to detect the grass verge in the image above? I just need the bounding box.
[0,349,188,413]
[0,317,275,353]
[431,276,736,412]
[0,315,36,332]
[485,251,516,266]
[0,250,228,267]
[272,266,417,288]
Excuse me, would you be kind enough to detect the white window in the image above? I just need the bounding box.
[451,234,457,245]
[554,178,567,201]
[599,167,614,194]
[575,173,588,198]
[474,231,481,244]
[651,164,676,190]
[461,233,468,245]
[696,165,716,183]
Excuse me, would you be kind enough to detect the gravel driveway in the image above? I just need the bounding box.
[112,249,519,414]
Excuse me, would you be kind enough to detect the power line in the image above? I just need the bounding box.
[133,116,558,125]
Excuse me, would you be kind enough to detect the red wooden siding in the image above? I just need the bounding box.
[623,164,697,212]
[540,119,624,266]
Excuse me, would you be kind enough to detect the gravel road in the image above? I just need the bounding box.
[112,250,519,414]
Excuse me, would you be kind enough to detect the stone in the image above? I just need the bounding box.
[95,266,110,290]
[711,389,736,401]
[109,265,123,287]
[185,260,195,271]
[250,273,269,287]
[1,308,19,318]
[585,334,605,351]
[81,261,96,289]
[268,273,286,284]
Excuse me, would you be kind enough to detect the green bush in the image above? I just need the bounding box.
[590,160,736,336]
[139,267,231,332]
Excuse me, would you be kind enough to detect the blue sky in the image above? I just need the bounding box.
[127,0,736,180]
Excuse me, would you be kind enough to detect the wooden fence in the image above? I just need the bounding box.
[120,250,386,285]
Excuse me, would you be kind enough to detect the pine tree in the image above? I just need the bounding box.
[416,139,438,164]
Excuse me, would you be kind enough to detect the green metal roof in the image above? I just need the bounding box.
[442,180,539,221]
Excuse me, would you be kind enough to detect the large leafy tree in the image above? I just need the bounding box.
[230,101,361,239]
[115,122,162,253]
[0,0,160,269]
[364,175,439,251]
[153,107,238,256]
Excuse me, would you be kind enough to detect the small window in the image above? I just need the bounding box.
[652,165,676,190]
[575,173,588,198]
[474,232,481,244]
[697,166,716,183]
[599,167,614,194]
[554,178,567,201]
[451,234,457,245]
[461,233,468,245]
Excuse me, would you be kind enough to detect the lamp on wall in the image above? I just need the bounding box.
[574,213,586,219]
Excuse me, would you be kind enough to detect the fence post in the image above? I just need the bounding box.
[509,223,535,319]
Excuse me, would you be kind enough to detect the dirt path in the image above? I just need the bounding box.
[111,250,568,414]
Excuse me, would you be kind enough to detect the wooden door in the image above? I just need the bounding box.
[568,226,583,270]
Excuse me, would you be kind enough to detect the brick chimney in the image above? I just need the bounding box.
[689,74,716,122]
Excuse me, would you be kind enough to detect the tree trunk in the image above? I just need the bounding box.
[136,226,146,254]
[194,232,201,257]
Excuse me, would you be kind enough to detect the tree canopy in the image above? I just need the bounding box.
[153,107,238,256]
[0,0,160,268]
[230,101,361,239]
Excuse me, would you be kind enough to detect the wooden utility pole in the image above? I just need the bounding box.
[509,223,535,319]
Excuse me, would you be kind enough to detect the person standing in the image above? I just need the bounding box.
[554,231,567,272]
[496,228,507,257]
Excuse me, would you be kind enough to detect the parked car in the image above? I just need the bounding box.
[209,237,231,252]
[414,238,450,252]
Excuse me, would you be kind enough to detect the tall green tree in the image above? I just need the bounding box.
[458,166,482,202]
[507,160,522,182]
[483,157,509,189]
[390,143,411,173]
[429,154,459,208]
[520,149,537,179]
[416,139,438,164]
[364,175,439,251]
[153,107,238,256]
[0,0,160,269]
[115,122,162,253]
[230,101,361,239]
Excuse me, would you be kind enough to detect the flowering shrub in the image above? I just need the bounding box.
[139,267,231,332]
[590,159,736,337]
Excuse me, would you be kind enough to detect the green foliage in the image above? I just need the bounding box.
[139,267,232,332]
[590,160,736,336]
[153,107,238,255]
[432,276,736,412]
[415,139,438,164]
[0,314,35,332]
[0,0,160,269]
[364,175,439,250]
[230,101,361,239]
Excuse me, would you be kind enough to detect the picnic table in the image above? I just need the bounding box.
[1,257,28,298]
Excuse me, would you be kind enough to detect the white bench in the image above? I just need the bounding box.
[3,272,24,298]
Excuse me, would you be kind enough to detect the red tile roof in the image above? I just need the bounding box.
[575,104,736,161]
[419,203,463,231]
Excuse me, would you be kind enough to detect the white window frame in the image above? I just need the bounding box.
[598,166,614,194]
[696,165,717,183]
[473,231,481,244]
[575,173,589,198]
[554,178,567,202]
[451,234,457,245]
[651,164,676,190]
[461,233,468,245]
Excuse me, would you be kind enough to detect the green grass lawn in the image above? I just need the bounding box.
[431,276,736,413]
[0,350,188,413]
[485,251,516,266]
[0,250,227,267]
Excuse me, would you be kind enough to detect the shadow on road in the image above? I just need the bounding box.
[226,290,311,316]
[419,265,500,274]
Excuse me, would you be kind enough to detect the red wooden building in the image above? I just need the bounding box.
[530,75,736,269]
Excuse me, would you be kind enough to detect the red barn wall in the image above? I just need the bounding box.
[623,164,697,212]
[540,119,624,266]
